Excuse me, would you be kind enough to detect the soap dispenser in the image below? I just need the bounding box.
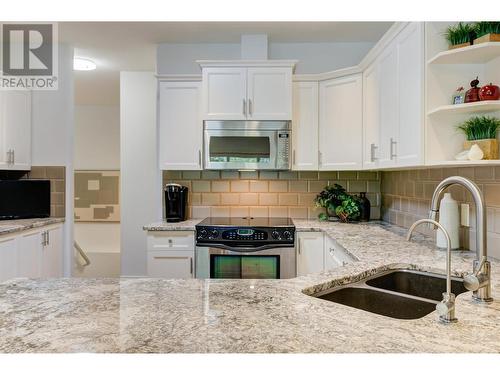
[436,193,460,249]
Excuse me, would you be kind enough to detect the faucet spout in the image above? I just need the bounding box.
[429,176,493,303]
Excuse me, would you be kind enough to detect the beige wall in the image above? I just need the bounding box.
[381,166,500,259]
[163,170,381,220]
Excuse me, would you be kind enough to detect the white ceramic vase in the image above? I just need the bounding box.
[436,193,460,249]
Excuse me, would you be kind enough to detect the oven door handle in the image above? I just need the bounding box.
[196,243,293,252]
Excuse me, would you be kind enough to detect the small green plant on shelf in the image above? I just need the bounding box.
[444,22,476,47]
[457,116,500,141]
[474,21,500,38]
[314,184,361,223]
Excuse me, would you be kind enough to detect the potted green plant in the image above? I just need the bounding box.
[473,21,500,44]
[457,116,500,159]
[314,184,361,223]
[444,22,476,49]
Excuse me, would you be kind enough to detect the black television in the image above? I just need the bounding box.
[0,180,51,220]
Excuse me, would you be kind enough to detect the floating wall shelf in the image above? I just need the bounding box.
[427,42,500,65]
[427,100,500,116]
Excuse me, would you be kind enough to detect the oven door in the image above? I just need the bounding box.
[195,246,296,279]
[204,129,278,170]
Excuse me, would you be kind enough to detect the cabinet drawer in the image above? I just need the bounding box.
[147,250,194,278]
[147,231,195,251]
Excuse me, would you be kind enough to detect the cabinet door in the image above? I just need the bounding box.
[0,237,18,282]
[378,41,398,168]
[159,81,202,170]
[324,235,354,271]
[0,91,8,169]
[17,230,42,278]
[319,74,363,170]
[362,62,380,169]
[247,67,292,120]
[42,225,63,277]
[2,90,31,170]
[296,232,324,276]
[292,81,319,170]
[147,250,194,279]
[202,68,247,120]
[397,23,423,167]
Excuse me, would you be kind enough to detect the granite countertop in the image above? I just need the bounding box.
[1,220,500,353]
[0,217,65,236]
[143,219,202,231]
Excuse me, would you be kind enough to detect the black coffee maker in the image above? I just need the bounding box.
[164,183,188,222]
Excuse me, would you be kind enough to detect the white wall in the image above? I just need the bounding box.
[74,105,120,170]
[156,42,375,74]
[120,72,160,277]
[31,44,74,277]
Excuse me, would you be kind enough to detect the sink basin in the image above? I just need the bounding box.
[318,287,437,320]
[311,269,468,320]
[365,270,468,301]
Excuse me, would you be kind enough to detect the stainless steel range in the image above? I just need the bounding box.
[195,217,296,279]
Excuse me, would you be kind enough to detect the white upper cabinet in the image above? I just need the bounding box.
[292,81,319,170]
[202,68,247,120]
[319,74,363,170]
[0,90,32,170]
[377,41,399,168]
[362,22,424,169]
[247,67,292,120]
[396,22,423,167]
[158,81,202,170]
[200,63,294,121]
[362,63,381,169]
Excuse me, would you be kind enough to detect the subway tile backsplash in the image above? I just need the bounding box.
[163,170,381,220]
[381,166,500,259]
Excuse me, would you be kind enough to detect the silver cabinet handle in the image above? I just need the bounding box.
[46,230,50,246]
[198,150,202,166]
[390,138,397,160]
[248,99,252,116]
[297,241,301,255]
[370,143,378,162]
[6,150,10,164]
[243,99,246,116]
[11,150,14,164]
[41,232,46,246]
[293,150,296,166]
[318,151,323,165]
[190,257,193,275]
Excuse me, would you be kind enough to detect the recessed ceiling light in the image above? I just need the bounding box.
[73,57,96,71]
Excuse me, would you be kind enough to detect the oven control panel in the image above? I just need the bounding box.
[196,227,295,242]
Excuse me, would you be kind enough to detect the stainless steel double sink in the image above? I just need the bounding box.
[312,269,468,320]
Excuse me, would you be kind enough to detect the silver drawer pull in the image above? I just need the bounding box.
[242,99,246,115]
[390,138,397,160]
[370,143,378,162]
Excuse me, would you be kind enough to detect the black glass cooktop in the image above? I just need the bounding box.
[197,217,294,228]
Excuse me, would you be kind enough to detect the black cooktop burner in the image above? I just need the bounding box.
[197,216,294,227]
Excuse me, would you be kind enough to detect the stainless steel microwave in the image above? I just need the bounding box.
[203,120,291,170]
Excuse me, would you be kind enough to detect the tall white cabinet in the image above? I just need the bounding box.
[319,74,363,170]
[158,80,202,170]
[0,90,32,170]
[200,62,295,121]
[362,22,424,169]
[292,81,319,170]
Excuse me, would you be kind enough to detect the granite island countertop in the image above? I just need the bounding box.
[1,220,500,353]
[0,217,65,236]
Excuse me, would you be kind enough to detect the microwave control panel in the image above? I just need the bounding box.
[276,131,291,169]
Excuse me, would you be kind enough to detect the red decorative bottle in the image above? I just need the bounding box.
[465,77,481,103]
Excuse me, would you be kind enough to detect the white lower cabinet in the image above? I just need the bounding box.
[0,237,18,282]
[0,223,64,281]
[296,231,355,276]
[296,232,324,276]
[147,231,195,279]
[324,234,355,270]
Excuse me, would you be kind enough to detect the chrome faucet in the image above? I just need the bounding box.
[407,219,457,323]
[429,176,493,303]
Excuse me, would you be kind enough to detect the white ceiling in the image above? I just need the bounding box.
[60,22,393,106]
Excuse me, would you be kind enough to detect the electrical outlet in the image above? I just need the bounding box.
[461,203,470,227]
